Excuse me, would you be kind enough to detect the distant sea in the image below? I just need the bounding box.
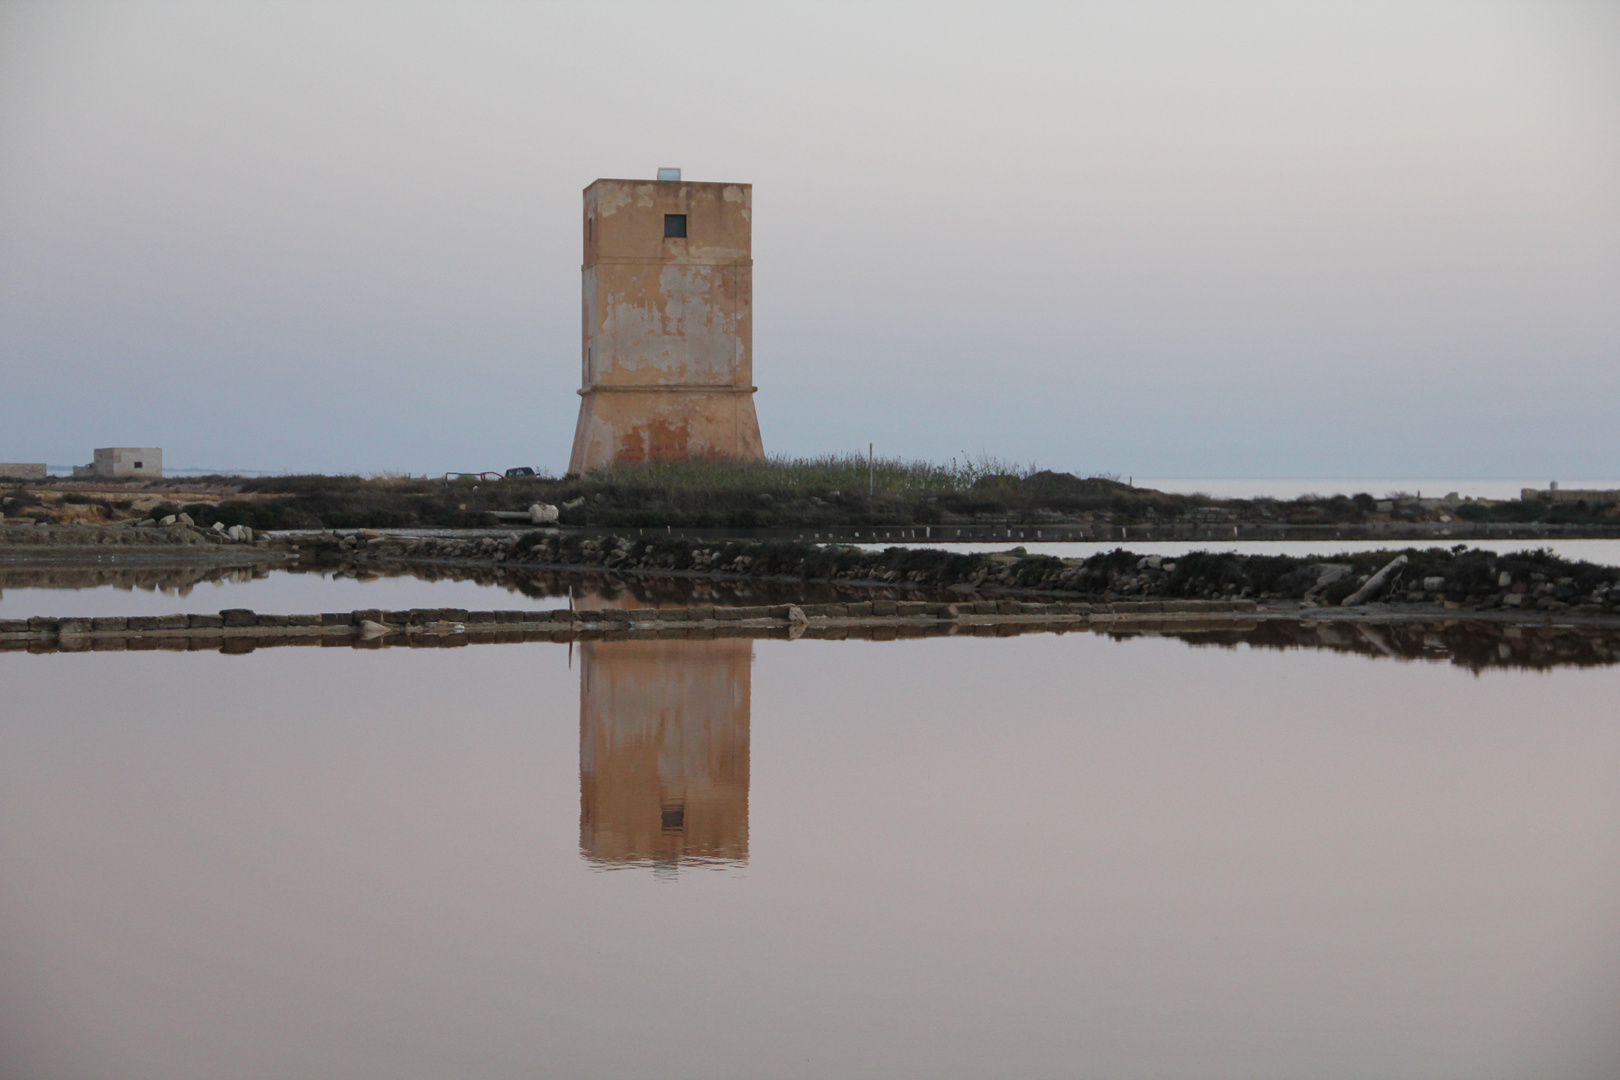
[1135,479,1620,501]
[42,473,1620,498]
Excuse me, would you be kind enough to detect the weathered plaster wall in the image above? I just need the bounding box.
[569,178,763,472]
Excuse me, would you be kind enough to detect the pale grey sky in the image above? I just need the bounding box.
[2,0,1616,477]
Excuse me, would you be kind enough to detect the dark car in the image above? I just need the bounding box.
[504,467,537,478]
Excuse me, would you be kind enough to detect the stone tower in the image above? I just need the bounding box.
[568,171,764,473]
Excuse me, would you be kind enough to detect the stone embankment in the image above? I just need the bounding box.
[295,530,1620,615]
[2,598,1257,654]
[0,520,268,550]
[7,600,1619,672]
[10,523,1620,615]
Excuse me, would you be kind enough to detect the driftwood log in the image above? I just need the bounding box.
[1341,554,1408,607]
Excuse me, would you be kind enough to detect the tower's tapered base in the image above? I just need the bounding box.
[568,386,763,474]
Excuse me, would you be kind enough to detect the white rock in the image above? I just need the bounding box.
[176,512,194,526]
[529,502,560,524]
[211,521,226,533]
[1304,564,1353,599]
[159,515,177,526]
[1422,576,1445,591]
[1498,571,1513,588]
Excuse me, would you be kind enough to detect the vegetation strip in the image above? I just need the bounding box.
[8,458,1619,534]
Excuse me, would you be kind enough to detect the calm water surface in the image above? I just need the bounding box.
[0,568,577,618]
[0,567,828,618]
[2,633,1618,1078]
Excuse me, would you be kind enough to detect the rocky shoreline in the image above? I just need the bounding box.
[6,523,1620,620]
[285,529,1620,618]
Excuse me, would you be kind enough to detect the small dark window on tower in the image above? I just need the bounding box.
[133,461,142,469]
[664,214,687,239]
[661,804,685,831]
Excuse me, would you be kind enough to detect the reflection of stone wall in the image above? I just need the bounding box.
[579,638,750,869]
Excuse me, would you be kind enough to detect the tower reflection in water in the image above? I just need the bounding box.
[579,638,750,875]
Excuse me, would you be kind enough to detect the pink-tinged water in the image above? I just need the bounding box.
[0,633,1617,1079]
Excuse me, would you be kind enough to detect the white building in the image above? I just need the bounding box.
[73,448,162,479]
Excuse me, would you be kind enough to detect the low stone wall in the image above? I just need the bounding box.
[8,601,1619,670]
[0,599,1260,654]
[0,522,269,549]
